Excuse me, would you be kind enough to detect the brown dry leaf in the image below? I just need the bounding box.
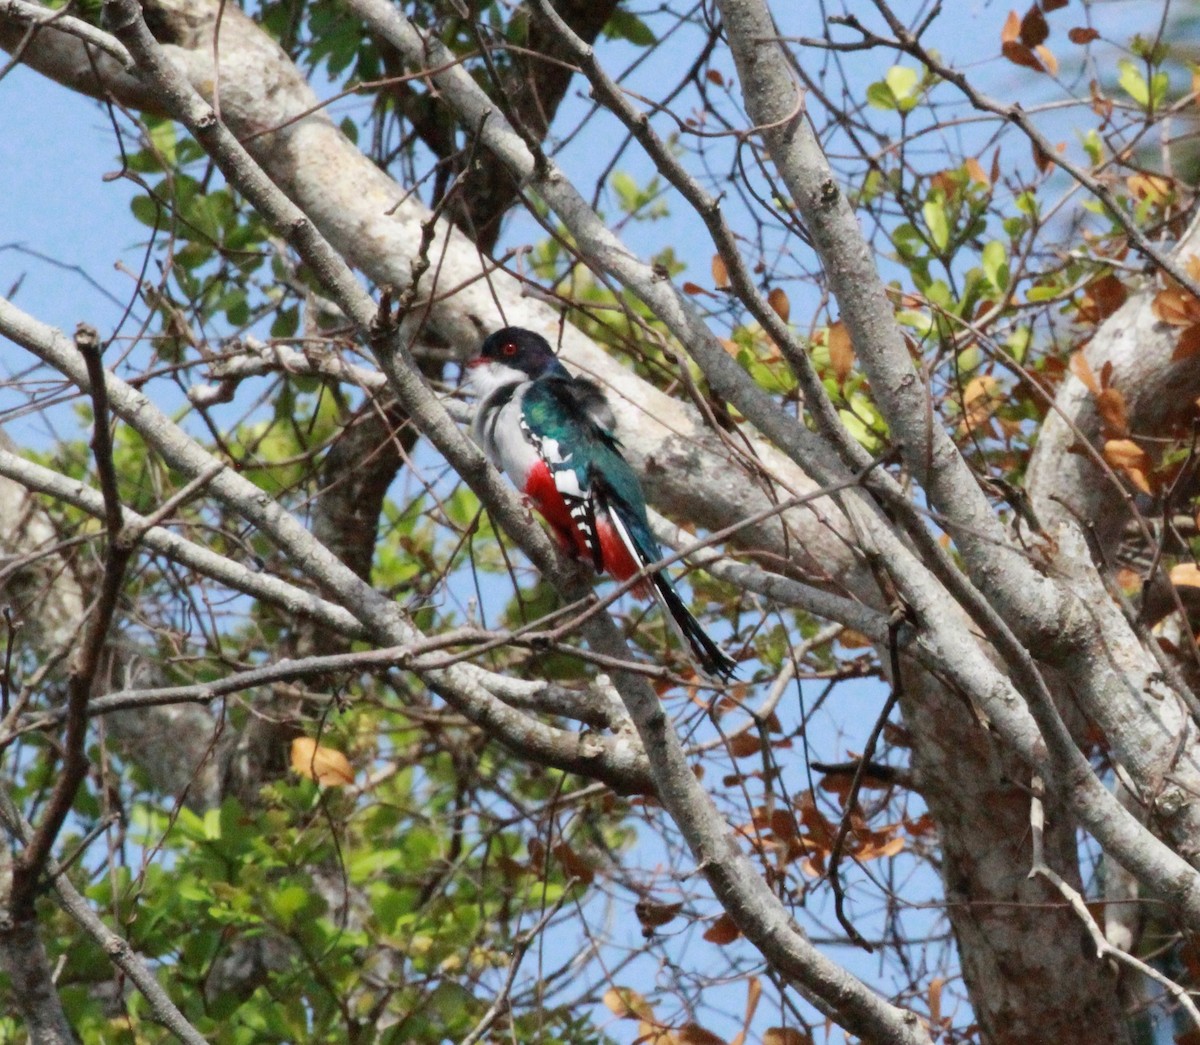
[1003,40,1045,73]
[1069,26,1099,43]
[1152,285,1200,326]
[1173,325,1200,362]
[1089,79,1114,120]
[964,156,990,186]
[634,900,684,930]
[1020,5,1049,47]
[1031,137,1053,172]
[729,977,762,1045]
[705,68,725,86]
[1042,0,1068,10]
[1170,564,1200,589]
[763,1029,812,1045]
[827,320,855,383]
[683,281,714,297]
[711,254,730,289]
[1095,387,1128,436]
[796,790,837,852]
[702,913,741,945]
[757,806,799,842]
[289,737,354,787]
[767,286,791,323]
[1077,274,1127,324]
[727,732,762,758]
[604,987,655,1021]
[677,1026,726,1045]
[552,842,595,885]
[1068,351,1100,394]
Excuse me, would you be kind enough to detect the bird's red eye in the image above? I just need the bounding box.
[502,343,517,356]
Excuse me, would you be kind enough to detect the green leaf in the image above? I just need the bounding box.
[611,171,639,212]
[982,240,1008,292]
[147,117,177,167]
[866,82,897,111]
[1117,59,1149,107]
[604,10,656,46]
[885,65,920,111]
[130,195,161,229]
[922,198,950,252]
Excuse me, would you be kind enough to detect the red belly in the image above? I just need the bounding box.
[523,461,648,594]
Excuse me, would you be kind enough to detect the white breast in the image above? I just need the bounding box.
[470,375,541,489]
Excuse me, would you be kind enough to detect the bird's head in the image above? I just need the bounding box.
[467,327,569,388]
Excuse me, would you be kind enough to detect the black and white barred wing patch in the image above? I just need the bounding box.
[519,414,604,573]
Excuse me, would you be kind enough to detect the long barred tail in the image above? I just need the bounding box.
[603,497,737,681]
[649,571,739,681]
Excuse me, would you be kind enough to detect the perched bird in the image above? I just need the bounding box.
[467,326,736,681]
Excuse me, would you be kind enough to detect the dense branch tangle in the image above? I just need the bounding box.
[3,1,1200,1044]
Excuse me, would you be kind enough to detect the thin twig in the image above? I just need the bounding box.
[1028,775,1200,1032]
[826,605,908,952]
[8,325,134,919]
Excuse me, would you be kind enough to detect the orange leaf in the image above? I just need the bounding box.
[1035,44,1059,76]
[1152,286,1200,326]
[1173,325,1200,362]
[289,737,354,787]
[1001,10,1021,43]
[856,835,905,861]
[827,320,855,383]
[1102,438,1148,469]
[964,156,990,186]
[1068,351,1100,394]
[929,976,946,1025]
[711,254,730,289]
[1069,26,1099,44]
[767,287,791,323]
[703,913,741,944]
[1170,564,1200,589]
[604,987,654,1021]
[1102,439,1153,493]
[838,627,873,649]
[1095,387,1128,436]
[1128,173,1173,201]
[961,375,1000,432]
